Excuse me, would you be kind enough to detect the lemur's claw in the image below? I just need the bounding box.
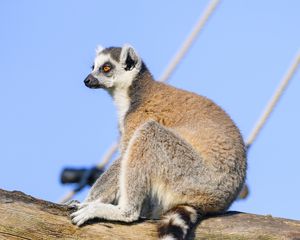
[66,199,81,209]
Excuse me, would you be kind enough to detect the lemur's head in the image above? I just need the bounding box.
[84,44,143,90]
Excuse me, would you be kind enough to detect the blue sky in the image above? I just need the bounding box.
[0,1,299,220]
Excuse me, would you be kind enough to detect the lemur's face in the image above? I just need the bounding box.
[84,44,142,91]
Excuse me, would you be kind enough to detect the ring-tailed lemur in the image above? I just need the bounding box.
[69,44,247,240]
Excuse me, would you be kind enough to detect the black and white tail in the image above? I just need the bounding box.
[158,205,199,240]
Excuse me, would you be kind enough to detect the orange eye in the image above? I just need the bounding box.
[102,65,111,73]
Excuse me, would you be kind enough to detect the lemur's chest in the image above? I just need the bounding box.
[112,88,131,134]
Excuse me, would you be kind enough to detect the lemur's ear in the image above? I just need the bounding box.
[95,45,104,55]
[120,44,142,71]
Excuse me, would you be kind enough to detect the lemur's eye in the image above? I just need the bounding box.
[102,63,112,73]
[91,65,95,70]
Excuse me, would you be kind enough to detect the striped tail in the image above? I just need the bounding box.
[158,205,199,240]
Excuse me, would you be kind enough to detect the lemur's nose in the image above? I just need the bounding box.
[84,75,91,85]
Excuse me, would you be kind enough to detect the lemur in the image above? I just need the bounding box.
[69,44,247,240]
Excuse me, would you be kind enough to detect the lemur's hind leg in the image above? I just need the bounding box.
[71,121,206,226]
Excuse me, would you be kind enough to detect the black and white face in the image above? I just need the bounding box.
[84,44,142,90]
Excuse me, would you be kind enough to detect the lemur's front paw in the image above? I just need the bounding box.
[70,202,97,226]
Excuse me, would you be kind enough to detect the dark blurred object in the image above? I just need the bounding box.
[60,166,104,192]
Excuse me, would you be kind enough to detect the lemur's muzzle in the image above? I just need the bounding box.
[84,74,102,89]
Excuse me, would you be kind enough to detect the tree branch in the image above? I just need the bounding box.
[0,189,299,239]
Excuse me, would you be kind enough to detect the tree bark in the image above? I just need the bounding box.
[0,189,299,240]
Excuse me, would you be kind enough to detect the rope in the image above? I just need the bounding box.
[237,50,300,200]
[246,50,300,149]
[159,0,220,82]
[58,0,221,203]
[59,190,76,204]
[96,141,119,169]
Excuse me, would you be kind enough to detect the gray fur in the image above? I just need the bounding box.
[101,47,122,62]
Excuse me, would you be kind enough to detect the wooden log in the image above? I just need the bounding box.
[0,189,299,239]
